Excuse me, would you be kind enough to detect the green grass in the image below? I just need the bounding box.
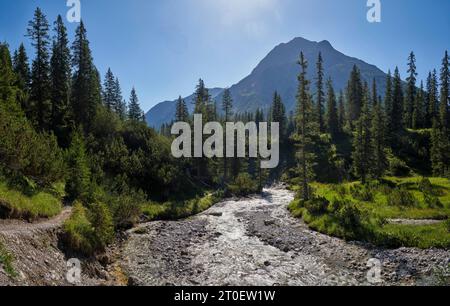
[289,177,450,249]
[0,181,62,220]
[0,241,16,277]
[142,192,221,221]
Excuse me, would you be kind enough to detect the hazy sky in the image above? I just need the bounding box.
[1,0,449,111]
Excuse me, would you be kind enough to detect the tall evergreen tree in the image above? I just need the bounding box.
[346,65,363,124]
[71,21,100,131]
[65,131,91,202]
[326,78,339,138]
[315,52,325,132]
[391,67,404,132]
[103,68,116,110]
[384,70,393,131]
[50,15,72,147]
[352,84,372,184]
[430,119,449,177]
[113,77,127,120]
[412,81,425,129]
[27,7,51,130]
[426,70,439,128]
[175,96,189,122]
[404,52,417,129]
[128,87,143,121]
[371,78,378,107]
[13,43,30,92]
[338,91,346,133]
[221,88,233,185]
[271,91,287,139]
[439,51,449,130]
[371,101,387,179]
[294,52,317,200]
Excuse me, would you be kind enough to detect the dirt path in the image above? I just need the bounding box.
[120,187,449,286]
[0,207,72,235]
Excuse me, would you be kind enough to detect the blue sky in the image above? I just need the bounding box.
[0,0,449,111]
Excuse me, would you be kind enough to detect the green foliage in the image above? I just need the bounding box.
[350,184,374,202]
[0,241,17,278]
[227,173,259,197]
[387,188,418,207]
[303,196,329,215]
[65,132,91,202]
[388,155,411,177]
[63,201,114,255]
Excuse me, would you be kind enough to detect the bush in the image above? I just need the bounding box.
[329,197,349,214]
[304,196,329,215]
[227,173,259,197]
[336,202,364,233]
[389,156,411,177]
[109,189,145,229]
[65,132,91,202]
[0,241,16,277]
[418,177,434,195]
[63,201,114,255]
[387,188,418,207]
[350,184,374,202]
[446,220,450,233]
[424,193,443,209]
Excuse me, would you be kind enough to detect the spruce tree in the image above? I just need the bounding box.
[71,21,100,131]
[371,101,387,179]
[371,78,378,107]
[128,87,143,121]
[50,15,72,147]
[27,7,51,130]
[315,52,325,132]
[430,119,449,177]
[65,131,91,202]
[103,68,116,110]
[426,70,439,127]
[404,52,417,129]
[346,65,363,124]
[113,77,127,120]
[439,51,449,130]
[384,70,393,131]
[391,67,404,132]
[338,91,346,133]
[221,88,233,185]
[13,43,30,92]
[412,81,425,129]
[352,84,372,184]
[294,52,317,200]
[326,78,339,138]
[175,96,189,122]
[271,91,287,139]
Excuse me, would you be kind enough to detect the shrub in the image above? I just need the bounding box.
[227,173,259,197]
[65,132,91,202]
[0,241,16,277]
[446,220,450,233]
[350,184,374,202]
[304,196,329,215]
[388,156,411,177]
[329,197,349,214]
[387,188,417,207]
[109,191,144,229]
[63,202,95,255]
[418,177,434,195]
[424,193,443,209]
[336,202,364,233]
[63,201,114,255]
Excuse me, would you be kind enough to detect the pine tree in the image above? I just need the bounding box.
[391,67,404,132]
[113,77,127,120]
[221,88,233,185]
[352,84,372,184]
[430,119,449,177]
[326,78,339,138]
[412,81,425,129]
[128,87,143,121]
[426,70,439,128]
[439,51,449,130]
[65,131,91,202]
[346,65,363,124]
[384,70,393,131]
[175,96,189,122]
[338,91,346,133]
[103,68,116,110]
[371,78,378,107]
[27,7,51,130]
[271,91,287,139]
[50,15,72,147]
[0,43,19,105]
[13,43,30,92]
[71,21,100,131]
[404,52,417,129]
[294,52,317,200]
[315,52,325,132]
[371,101,387,179]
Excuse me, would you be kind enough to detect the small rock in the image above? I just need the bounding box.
[209,212,223,217]
[264,261,271,267]
[264,220,275,226]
